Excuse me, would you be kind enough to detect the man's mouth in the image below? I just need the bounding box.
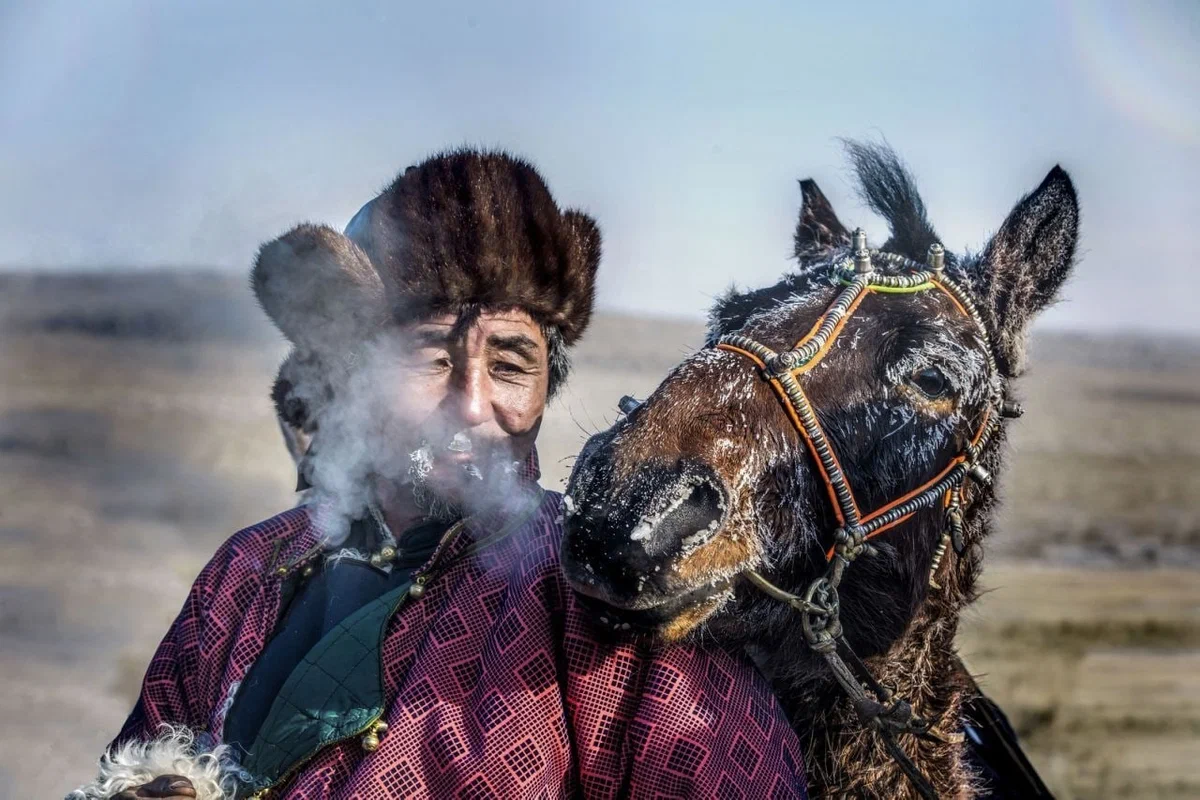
[446,432,473,453]
[412,433,475,470]
[405,432,523,496]
[434,432,475,464]
[424,435,508,480]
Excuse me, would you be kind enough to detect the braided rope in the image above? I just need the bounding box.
[777,370,862,527]
[790,275,871,365]
[860,463,967,535]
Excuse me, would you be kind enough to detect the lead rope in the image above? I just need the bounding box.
[719,234,1013,800]
[749,530,943,800]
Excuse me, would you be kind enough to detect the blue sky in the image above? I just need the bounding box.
[2,0,1197,331]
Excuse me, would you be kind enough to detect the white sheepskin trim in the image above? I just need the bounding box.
[67,725,242,800]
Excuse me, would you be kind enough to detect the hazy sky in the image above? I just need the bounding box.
[2,0,1197,332]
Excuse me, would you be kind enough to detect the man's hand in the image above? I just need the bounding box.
[113,775,196,799]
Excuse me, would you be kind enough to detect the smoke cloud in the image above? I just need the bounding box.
[297,331,528,548]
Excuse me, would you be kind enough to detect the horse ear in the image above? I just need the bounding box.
[975,166,1080,375]
[794,179,850,258]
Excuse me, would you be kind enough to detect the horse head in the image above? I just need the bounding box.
[561,143,1079,675]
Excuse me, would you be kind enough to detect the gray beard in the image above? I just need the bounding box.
[404,441,522,522]
[410,480,462,523]
[406,443,470,523]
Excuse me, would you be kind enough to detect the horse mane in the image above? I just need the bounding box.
[705,141,948,346]
[843,140,942,262]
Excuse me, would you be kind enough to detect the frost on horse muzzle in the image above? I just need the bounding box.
[561,441,737,633]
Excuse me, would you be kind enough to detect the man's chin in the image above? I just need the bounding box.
[426,460,482,489]
[409,480,464,522]
[410,466,488,519]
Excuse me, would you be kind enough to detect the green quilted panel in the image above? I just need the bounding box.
[242,581,411,786]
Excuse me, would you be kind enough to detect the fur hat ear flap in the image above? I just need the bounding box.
[557,209,601,345]
[271,349,331,434]
[272,349,324,484]
[252,223,388,354]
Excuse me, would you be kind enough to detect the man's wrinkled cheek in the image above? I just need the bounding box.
[505,405,544,448]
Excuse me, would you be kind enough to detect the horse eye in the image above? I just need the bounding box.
[910,366,949,399]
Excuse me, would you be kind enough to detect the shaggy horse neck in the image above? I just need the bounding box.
[748,457,1001,799]
[778,599,974,799]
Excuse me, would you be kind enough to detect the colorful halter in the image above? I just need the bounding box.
[715,230,1014,800]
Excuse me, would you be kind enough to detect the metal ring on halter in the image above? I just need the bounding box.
[801,577,840,651]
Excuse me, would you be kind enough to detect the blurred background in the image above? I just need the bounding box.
[1,1,1197,798]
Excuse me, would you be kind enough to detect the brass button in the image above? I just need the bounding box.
[408,582,425,599]
[361,721,388,753]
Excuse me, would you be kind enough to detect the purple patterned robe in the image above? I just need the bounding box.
[115,491,807,798]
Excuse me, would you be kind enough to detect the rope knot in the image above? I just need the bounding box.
[854,697,929,738]
[808,634,838,654]
[768,350,802,374]
[833,526,871,561]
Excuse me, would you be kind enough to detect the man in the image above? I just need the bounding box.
[101,151,808,798]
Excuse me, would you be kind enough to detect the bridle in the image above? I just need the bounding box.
[714,230,1017,799]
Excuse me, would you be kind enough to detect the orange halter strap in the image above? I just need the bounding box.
[716,241,1001,569]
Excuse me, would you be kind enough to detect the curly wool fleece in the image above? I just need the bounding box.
[67,725,243,800]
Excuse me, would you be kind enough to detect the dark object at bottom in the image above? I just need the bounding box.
[959,667,1055,799]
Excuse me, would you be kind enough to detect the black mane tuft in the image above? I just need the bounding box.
[843,140,941,261]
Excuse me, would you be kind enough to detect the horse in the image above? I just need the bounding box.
[560,142,1078,798]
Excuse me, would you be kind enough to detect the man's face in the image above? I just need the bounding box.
[381,308,549,515]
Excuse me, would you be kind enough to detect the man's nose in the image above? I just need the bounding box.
[453,361,493,427]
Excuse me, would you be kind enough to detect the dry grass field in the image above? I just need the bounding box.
[1,271,1197,799]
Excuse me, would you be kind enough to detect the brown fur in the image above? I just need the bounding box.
[661,601,725,642]
[253,150,600,350]
[252,223,387,355]
[349,149,601,344]
[563,142,1080,798]
[672,523,757,589]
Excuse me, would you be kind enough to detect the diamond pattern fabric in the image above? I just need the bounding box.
[113,492,808,798]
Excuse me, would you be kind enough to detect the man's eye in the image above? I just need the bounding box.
[909,366,949,399]
[493,362,524,375]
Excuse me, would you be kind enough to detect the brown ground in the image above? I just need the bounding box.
[1,271,1197,799]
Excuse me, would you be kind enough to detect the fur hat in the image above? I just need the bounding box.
[253,149,601,354]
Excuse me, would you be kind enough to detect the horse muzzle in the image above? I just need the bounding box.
[560,459,736,634]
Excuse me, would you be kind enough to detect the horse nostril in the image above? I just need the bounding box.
[632,474,727,559]
[560,463,729,606]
